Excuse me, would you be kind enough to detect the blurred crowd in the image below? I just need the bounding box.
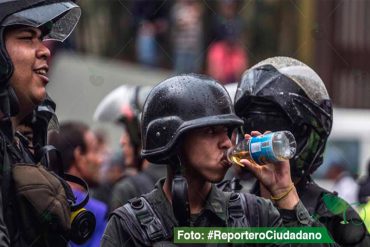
[49,0,249,85]
[132,0,249,84]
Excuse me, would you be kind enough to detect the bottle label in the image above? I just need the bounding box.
[249,133,279,164]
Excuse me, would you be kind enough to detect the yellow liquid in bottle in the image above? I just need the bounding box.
[229,151,252,167]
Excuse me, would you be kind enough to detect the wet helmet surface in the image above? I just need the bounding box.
[141,74,243,164]
[235,57,332,177]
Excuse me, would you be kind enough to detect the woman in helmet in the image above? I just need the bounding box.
[234,56,369,246]
[101,74,332,247]
[0,1,81,246]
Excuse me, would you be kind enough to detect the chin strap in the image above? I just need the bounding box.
[171,157,190,226]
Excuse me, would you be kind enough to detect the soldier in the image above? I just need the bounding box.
[0,1,95,246]
[101,74,334,246]
[234,56,370,246]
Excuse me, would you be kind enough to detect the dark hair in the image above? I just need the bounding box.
[48,121,89,171]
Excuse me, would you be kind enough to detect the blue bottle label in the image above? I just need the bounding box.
[249,133,279,164]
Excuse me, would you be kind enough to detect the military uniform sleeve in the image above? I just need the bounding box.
[256,198,338,246]
[100,214,136,247]
[278,200,314,226]
[257,197,319,227]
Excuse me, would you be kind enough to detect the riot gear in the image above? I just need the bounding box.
[8,96,97,245]
[0,0,81,117]
[0,1,86,246]
[141,74,243,164]
[234,56,332,177]
[34,97,96,244]
[12,162,96,245]
[140,74,242,228]
[103,74,338,247]
[233,57,370,247]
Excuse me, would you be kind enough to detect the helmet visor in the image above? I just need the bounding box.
[240,111,293,135]
[1,2,81,42]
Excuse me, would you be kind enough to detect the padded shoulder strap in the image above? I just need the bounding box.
[228,192,260,227]
[242,193,260,227]
[113,196,168,246]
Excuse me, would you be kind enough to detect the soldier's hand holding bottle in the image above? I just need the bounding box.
[227,130,299,209]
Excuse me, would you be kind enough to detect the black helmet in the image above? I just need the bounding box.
[141,74,243,164]
[234,57,332,177]
[0,0,81,116]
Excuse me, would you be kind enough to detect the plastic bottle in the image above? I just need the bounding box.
[226,131,296,166]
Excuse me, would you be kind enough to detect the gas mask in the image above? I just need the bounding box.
[12,161,96,244]
[12,96,96,244]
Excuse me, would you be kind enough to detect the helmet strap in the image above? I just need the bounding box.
[171,157,190,226]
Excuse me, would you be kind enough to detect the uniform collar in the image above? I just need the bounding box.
[154,178,229,223]
[203,183,228,221]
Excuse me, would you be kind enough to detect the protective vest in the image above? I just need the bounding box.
[112,189,260,246]
[0,129,95,246]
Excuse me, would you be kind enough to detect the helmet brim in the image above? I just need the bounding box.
[1,2,81,42]
[179,114,244,133]
[141,114,243,161]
